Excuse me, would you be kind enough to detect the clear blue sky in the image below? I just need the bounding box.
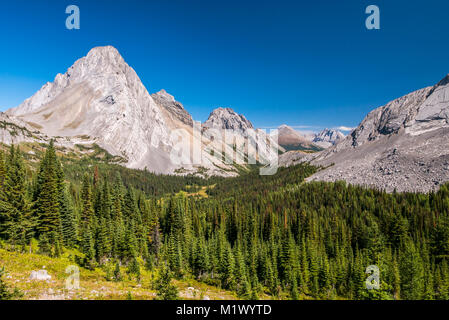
[1,0,448,131]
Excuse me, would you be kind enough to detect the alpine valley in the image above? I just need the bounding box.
[2,46,449,302]
[5,46,449,193]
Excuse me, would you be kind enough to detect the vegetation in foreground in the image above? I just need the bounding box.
[0,246,237,300]
[1,141,449,300]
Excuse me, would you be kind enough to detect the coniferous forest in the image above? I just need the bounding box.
[1,142,449,300]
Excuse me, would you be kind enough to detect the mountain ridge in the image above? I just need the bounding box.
[202,107,254,132]
[313,128,345,148]
[2,46,277,177]
[280,73,449,193]
[4,45,449,191]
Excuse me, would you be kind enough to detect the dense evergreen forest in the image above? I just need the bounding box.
[1,142,449,300]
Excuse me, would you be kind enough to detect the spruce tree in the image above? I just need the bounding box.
[0,151,6,197]
[96,218,111,263]
[101,180,112,220]
[0,146,35,246]
[82,227,96,269]
[34,141,61,237]
[113,261,122,282]
[221,245,236,290]
[60,187,77,247]
[155,265,179,300]
[400,239,425,300]
[80,174,95,230]
[127,256,141,283]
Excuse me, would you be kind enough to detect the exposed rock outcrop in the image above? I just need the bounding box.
[7,46,175,173]
[202,107,253,132]
[3,46,277,177]
[0,112,47,145]
[313,128,345,148]
[280,74,449,193]
[151,89,193,127]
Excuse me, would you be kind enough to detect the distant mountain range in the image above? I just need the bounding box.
[2,45,449,192]
[312,128,345,148]
[274,125,345,151]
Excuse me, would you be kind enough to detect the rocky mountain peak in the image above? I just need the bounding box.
[151,90,193,126]
[83,46,123,65]
[154,89,175,102]
[313,128,345,147]
[280,73,449,193]
[412,73,449,131]
[344,87,433,148]
[203,107,254,131]
[86,45,121,58]
[343,73,449,149]
[7,46,144,118]
[69,45,127,77]
[435,73,449,88]
[5,46,175,173]
[66,46,129,81]
[2,46,255,177]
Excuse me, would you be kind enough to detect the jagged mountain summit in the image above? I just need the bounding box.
[280,74,449,193]
[202,107,253,132]
[151,89,193,127]
[312,128,345,148]
[9,45,449,191]
[3,46,264,176]
[7,46,177,173]
[201,107,282,167]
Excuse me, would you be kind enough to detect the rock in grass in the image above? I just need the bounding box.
[29,269,51,281]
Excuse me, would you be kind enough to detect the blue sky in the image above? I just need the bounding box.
[0,0,448,131]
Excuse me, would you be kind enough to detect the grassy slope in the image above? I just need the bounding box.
[0,248,239,300]
[0,142,281,300]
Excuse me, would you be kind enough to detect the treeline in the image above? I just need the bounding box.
[61,156,215,197]
[1,143,449,300]
[207,164,317,198]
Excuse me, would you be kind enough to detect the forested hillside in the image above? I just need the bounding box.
[1,142,449,300]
